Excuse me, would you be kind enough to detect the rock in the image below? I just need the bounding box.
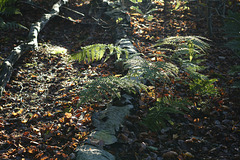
[162,151,178,160]
[76,145,115,160]
[116,38,138,54]
[89,130,117,145]
[92,104,133,134]
[69,152,76,159]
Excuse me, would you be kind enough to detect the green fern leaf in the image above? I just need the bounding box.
[143,96,191,131]
[99,45,105,60]
[71,44,128,63]
[126,58,178,85]
[77,76,147,105]
[0,0,20,16]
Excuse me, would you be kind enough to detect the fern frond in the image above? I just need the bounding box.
[143,96,191,131]
[126,58,178,85]
[223,11,240,37]
[0,17,27,30]
[155,36,210,61]
[70,44,128,63]
[189,78,219,97]
[223,11,240,56]
[78,76,147,105]
[0,0,20,16]
[156,36,210,48]
[154,36,210,81]
[181,60,207,79]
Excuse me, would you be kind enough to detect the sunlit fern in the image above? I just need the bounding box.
[155,36,210,62]
[189,78,219,97]
[78,76,147,105]
[70,44,129,63]
[143,96,191,131]
[125,57,178,85]
[154,36,210,80]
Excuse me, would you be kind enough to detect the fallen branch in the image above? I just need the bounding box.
[0,0,68,96]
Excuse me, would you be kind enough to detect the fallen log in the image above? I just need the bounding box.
[0,0,68,96]
[75,2,144,160]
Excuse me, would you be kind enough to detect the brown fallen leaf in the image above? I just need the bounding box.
[65,113,72,119]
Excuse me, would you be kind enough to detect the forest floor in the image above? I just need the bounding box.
[0,0,239,160]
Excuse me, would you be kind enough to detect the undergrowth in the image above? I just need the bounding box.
[77,76,147,105]
[71,35,219,131]
[143,96,191,132]
[223,11,240,89]
[70,44,129,63]
[0,0,27,30]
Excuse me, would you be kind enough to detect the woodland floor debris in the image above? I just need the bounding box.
[0,0,239,160]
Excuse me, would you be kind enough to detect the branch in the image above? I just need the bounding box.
[0,0,69,96]
[20,1,85,24]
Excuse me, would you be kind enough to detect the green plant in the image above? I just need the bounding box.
[130,0,157,21]
[155,36,210,80]
[223,10,240,56]
[228,65,240,89]
[0,17,26,30]
[189,78,219,97]
[181,60,207,80]
[0,0,27,30]
[0,0,20,15]
[78,76,147,105]
[125,58,178,85]
[155,36,210,62]
[143,96,190,131]
[223,11,240,88]
[70,44,129,63]
[171,0,189,11]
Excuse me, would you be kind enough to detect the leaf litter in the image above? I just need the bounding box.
[0,0,240,160]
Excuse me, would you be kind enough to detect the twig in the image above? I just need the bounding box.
[62,6,85,16]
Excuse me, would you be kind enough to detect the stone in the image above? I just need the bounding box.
[89,130,117,145]
[76,145,115,160]
[92,104,133,134]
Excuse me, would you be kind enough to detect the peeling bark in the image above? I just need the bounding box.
[0,0,68,96]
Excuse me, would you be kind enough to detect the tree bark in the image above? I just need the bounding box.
[0,0,68,96]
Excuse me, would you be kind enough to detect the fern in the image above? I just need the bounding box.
[223,11,240,56]
[0,17,27,30]
[155,36,210,62]
[0,0,27,30]
[154,36,210,80]
[0,0,20,15]
[189,78,219,97]
[223,11,240,88]
[143,96,191,131]
[78,76,147,105]
[126,58,178,85]
[124,54,178,84]
[70,44,129,63]
[181,60,207,80]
